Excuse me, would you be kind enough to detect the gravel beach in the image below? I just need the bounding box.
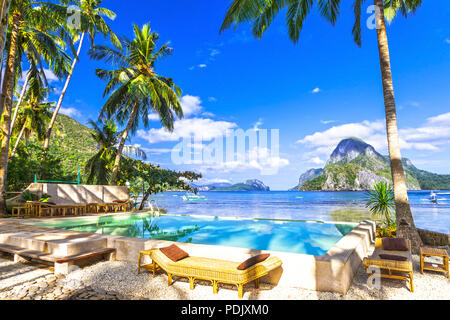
[1,252,448,300]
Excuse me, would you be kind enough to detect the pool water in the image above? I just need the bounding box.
[28,213,357,255]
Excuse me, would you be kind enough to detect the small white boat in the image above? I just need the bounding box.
[182,193,207,201]
[430,191,437,204]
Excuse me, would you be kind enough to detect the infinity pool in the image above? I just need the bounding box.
[27,213,357,255]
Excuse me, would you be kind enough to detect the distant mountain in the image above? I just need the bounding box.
[327,137,384,165]
[191,182,233,191]
[289,168,323,191]
[197,179,270,191]
[292,138,450,191]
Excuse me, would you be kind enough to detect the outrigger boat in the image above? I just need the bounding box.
[182,193,207,201]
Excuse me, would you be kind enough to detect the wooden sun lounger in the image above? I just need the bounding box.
[38,203,86,217]
[138,248,282,298]
[11,202,35,217]
[0,243,116,275]
[88,200,132,214]
[363,238,414,292]
[12,205,30,217]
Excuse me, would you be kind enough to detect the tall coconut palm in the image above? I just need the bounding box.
[89,23,183,185]
[0,0,73,215]
[220,0,423,251]
[0,0,12,74]
[42,0,121,158]
[10,24,72,136]
[10,86,54,157]
[85,119,147,185]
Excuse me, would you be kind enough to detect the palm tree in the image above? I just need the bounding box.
[10,23,72,136]
[0,0,72,215]
[85,119,147,185]
[365,181,395,226]
[0,0,12,73]
[89,23,183,185]
[42,0,121,158]
[10,86,54,157]
[220,0,423,251]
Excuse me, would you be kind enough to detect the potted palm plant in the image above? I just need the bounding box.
[365,182,397,237]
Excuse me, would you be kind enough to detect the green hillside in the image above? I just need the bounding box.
[48,114,97,178]
[214,183,257,191]
[7,114,97,191]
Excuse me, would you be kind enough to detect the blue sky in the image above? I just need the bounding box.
[45,1,450,190]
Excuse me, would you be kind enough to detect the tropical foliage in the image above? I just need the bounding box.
[43,0,121,157]
[85,118,147,185]
[365,182,397,237]
[10,86,54,157]
[365,182,395,225]
[89,23,183,184]
[0,1,194,216]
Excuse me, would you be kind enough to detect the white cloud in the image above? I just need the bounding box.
[311,87,321,94]
[148,95,205,121]
[209,49,220,57]
[426,112,450,125]
[320,120,337,125]
[308,157,325,165]
[208,97,217,102]
[200,146,289,175]
[179,95,203,117]
[137,117,237,144]
[201,111,215,118]
[399,112,450,150]
[20,68,59,83]
[140,147,173,154]
[253,118,263,131]
[297,120,387,156]
[445,38,450,44]
[196,178,232,185]
[59,107,81,117]
[198,64,207,68]
[297,112,450,159]
[44,69,59,82]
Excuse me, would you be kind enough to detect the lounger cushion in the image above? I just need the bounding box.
[237,253,270,270]
[379,254,408,261]
[382,237,408,251]
[160,244,189,262]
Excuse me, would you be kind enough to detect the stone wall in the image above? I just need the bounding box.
[7,183,129,205]
[418,228,449,247]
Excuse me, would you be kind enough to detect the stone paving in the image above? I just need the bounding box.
[1,253,449,300]
[0,256,130,300]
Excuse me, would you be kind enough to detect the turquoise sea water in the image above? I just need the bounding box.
[147,190,450,234]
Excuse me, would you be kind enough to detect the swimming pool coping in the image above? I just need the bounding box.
[0,213,376,294]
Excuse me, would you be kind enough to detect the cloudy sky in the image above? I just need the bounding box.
[42,1,450,190]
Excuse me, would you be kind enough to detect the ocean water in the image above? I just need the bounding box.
[147,190,450,234]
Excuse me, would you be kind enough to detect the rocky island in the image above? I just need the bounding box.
[292,137,450,191]
[193,179,270,191]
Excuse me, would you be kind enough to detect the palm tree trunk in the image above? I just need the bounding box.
[139,186,152,210]
[0,0,11,90]
[110,102,139,185]
[0,9,20,216]
[10,121,26,157]
[42,32,85,159]
[374,0,422,252]
[10,71,29,135]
